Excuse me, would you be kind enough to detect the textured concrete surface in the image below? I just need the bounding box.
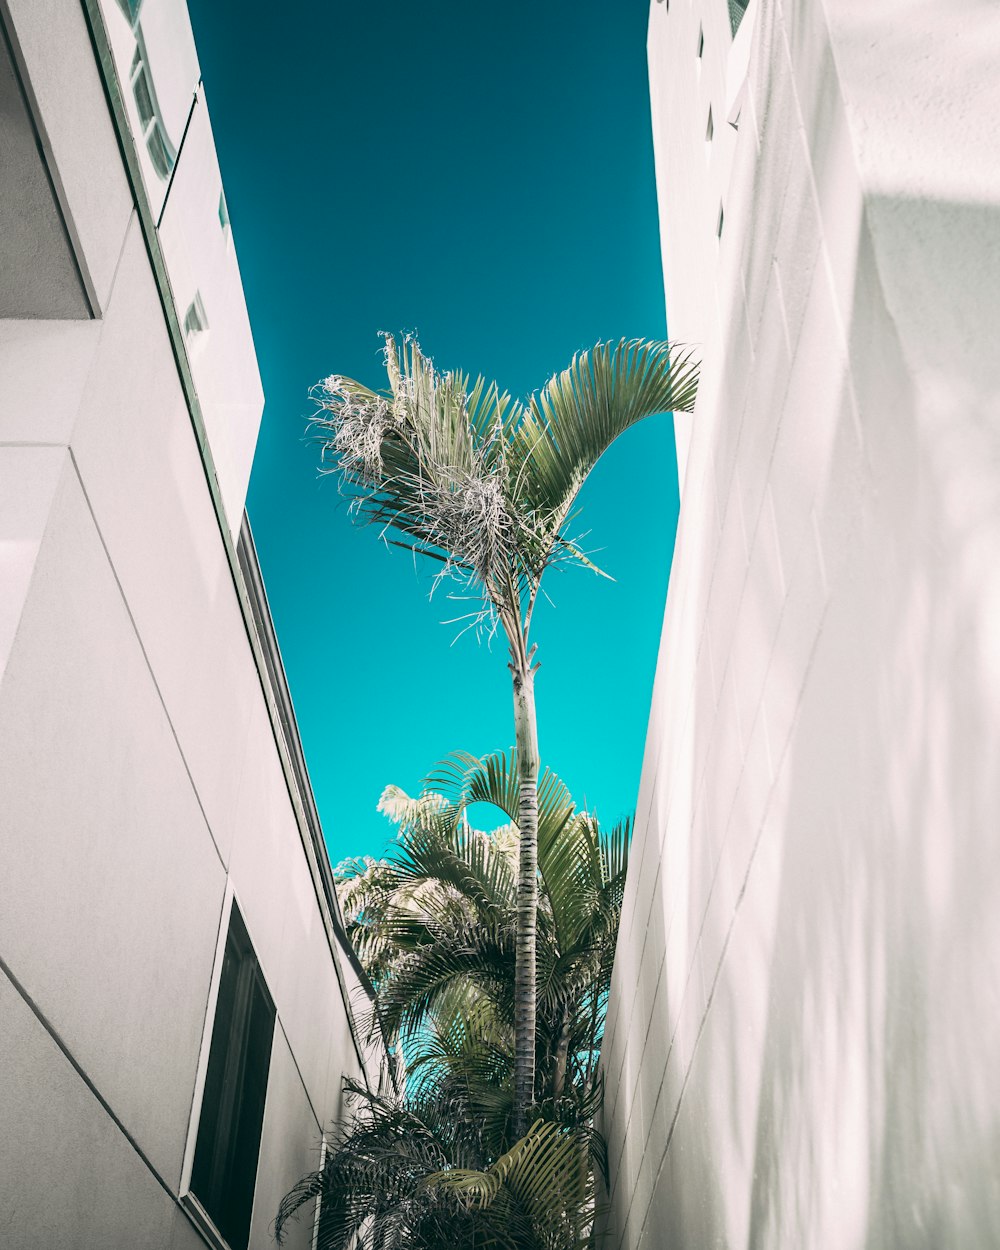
[601,2,1000,1247]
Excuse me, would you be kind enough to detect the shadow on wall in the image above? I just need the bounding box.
[740,193,1000,1249]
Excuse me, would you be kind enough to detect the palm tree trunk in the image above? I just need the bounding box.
[583,979,601,1099]
[512,655,539,1137]
[552,1008,571,1102]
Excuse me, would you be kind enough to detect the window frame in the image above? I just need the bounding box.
[183,290,209,351]
[729,0,750,37]
[180,886,277,1250]
[128,29,177,181]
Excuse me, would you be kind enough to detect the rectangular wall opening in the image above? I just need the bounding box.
[190,902,276,1250]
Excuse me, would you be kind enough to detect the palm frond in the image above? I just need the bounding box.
[424,749,575,864]
[426,1119,596,1248]
[376,916,515,1044]
[313,336,699,637]
[312,336,524,627]
[513,338,699,512]
[509,338,700,580]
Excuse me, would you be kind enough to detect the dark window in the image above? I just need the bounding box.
[128,35,177,180]
[729,0,750,36]
[183,291,209,343]
[191,904,276,1250]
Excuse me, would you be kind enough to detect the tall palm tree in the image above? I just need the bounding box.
[313,337,698,1129]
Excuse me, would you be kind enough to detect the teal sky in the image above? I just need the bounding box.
[187,0,679,866]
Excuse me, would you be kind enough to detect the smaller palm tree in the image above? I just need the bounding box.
[341,751,629,1115]
[276,751,630,1249]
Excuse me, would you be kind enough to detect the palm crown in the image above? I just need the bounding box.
[315,335,698,642]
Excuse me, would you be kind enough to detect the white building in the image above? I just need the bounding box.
[0,2,383,1247]
[601,1,1000,1247]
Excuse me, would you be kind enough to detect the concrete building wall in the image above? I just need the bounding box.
[601,2,1000,1247]
[0,2,379,1246]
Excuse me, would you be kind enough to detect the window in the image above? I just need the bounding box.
[129,33,177,180]
[183,291,209,345]
[114,0,143,24]
[729,0,750,36]
[716,203,725,241]
[218,190,231,234]
[696,25,704,58]
[190,904,276,1250]
[706,106,714,144]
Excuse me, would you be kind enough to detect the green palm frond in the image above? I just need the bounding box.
[376,915,515,1044]
[276,1078,490,1250]
[537,811,602,956]
[423,749,575,867]
[341,752,630,1083]
[312,336,525,624]
[313,335,699,634]
[601,815,631,893]
[543,813,632,975]
[510,338,699,521]
[426,1119,596,1248]
[421,749,604,965]
[406,989,515,1142]
[277,1077,603,1250]
[385,801,516,919]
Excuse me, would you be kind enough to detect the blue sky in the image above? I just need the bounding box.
[187,0,679,865]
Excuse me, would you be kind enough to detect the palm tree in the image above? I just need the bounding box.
[276,751,629,1249]
[313,337,697,1129]
[276,1076,601,1250]
[339,751,629,1121]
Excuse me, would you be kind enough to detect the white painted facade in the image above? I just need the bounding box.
[0,2,382,1247]
[602,1,1000,1247]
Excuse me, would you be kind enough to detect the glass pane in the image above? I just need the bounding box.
[183,292,208,339]
[146,125,175,180]
[191,905,276,1250]
[129,35,176,180]
[223,974,275,1245]
[113,0,144,24]
[131,58,155,129]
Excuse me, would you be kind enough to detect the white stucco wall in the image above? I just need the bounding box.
[0,1,376,1246]
[157,85,265,532]
[601,2,1000,1248]
[100,0,264,535]
[99,0,201,222]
